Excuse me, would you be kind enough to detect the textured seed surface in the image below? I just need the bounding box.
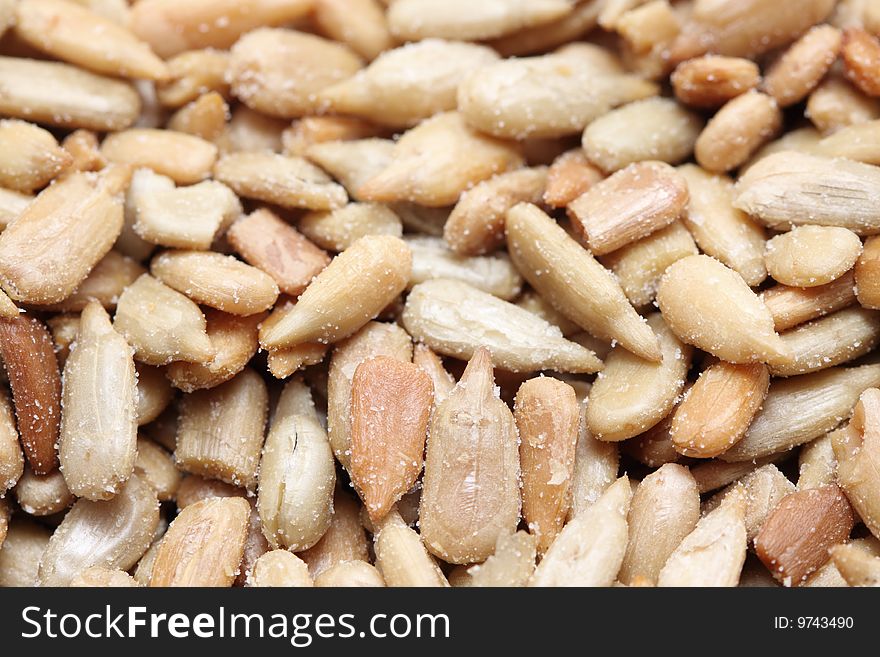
[350,357,433,523]
[402,279,602,374]
[421,349,521,564]
[0,315,61,474]
[60,301,137,500]
[150,497,250,587]
[515,377,579,553]
[755,485,855,586]
[258,382,335,551]
[658,255,788,365]
[507,203,659,362]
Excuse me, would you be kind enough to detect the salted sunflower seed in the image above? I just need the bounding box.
[258,381,335,551]
[723,362,880,462]
[587,314,691,443]
[402,279,602,374]
[507,202,659,361]
[530,476,632,587]
[618,464,700,586]
[515,377,579,553]
[38,474,159,586]
[149,496,250,587]
[321,39,498,128]
[421,348,521,564]
[60,301,137,500]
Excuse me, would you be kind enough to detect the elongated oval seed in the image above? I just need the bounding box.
[0,388,22,493]
[15,0,168,81]
[402,279,602,373]
[102,129,217,185]
[568,402,619,520]
[833,388,880,540]
[587,314,691,442]
[327,321,412,471]
[114,274,214,365]
[151,251,279,316]
[696,91,782,173]
[734,151,880,235]
[671,362,769,458]
[305,138,393,202]
[421,348,521,564]
[657,489,748,587]
[150,497,250,587]
[722,363,880,462]
[373,511,449,587]
[130,0,314,58]
[259,235,411,350]
[38,475,159,586]
[807,76,880,135]
[214,152,348,211]
[618,464,700,586]
[668,0,836,62]
[458,53,658,139]
[175,368,268,490]
[582,98,703,173]
[657,255,788,365]
[671,55,760,108]
[568,161,689,257]
[530,476,632,587]
[515,377,579,553]
[320,39,499,128]
[600,221,699,309]
[0,56,140,131]
[765,226,862,288]
[227,209,330,298]
[358,112,524,207]
[0,119,71,193]
[406,236,522,300]
[763,25,842,107]
[678,164,767,286]
[755,485,855,586]
[443,167,547,256]
[0,315,61,474]
[350,357,433,523]
[0,167,127,304]
[258,383,335,551]
[506,203,659,362]
[762,272,858,332]
[229,28,362,119]
[60,301,137,500]
[772,307,880,377]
